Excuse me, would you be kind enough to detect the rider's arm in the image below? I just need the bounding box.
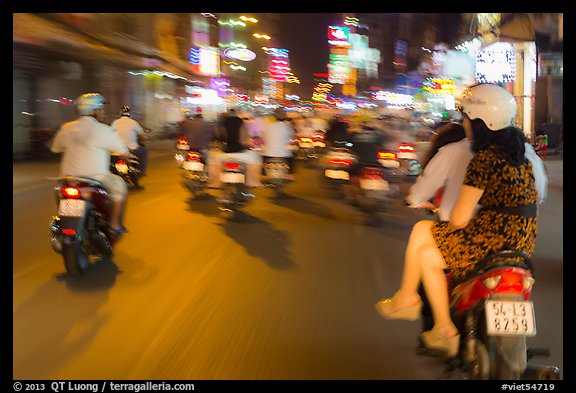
[449,185,484,229]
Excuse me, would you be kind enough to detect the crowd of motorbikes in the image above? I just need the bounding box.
[47,116,560,381]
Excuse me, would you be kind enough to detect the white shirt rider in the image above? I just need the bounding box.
[51,116,128,178]
[261,120,295,158]
[111,115,144,150]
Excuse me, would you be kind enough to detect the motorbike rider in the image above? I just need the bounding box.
[260,107,296,180]
[111,105,148,176]
[375,83,541,358]
[208,108,263,188]
[177,111,215,154]
[50,93,129,236]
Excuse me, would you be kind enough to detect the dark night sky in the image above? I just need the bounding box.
[277,13,339,99]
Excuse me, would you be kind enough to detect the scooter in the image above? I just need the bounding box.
[182,150,209,199]
[174,136,190,167]
[440,250,560,380]
[50,177,119,277]
[216,159,254,220]
[110,151,142,189]
[320,141,357,197]
[263,157,293,198]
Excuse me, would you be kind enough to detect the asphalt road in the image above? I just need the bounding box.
[12,144,564,382]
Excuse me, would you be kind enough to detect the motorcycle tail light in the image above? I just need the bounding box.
[362,167,384,179]
[523,276,535,291]
[177,137,188,144]
[314,134,325,140]
[378,151,397,160]
[224,162,240,170]
[62,228,76,235]
[328,159,352,166]
[62,186,81,199]
[481,275,502,290]
[398,143,414,152]
[300,137,313,143]
[117,159,126,165]
[187,152,201,161]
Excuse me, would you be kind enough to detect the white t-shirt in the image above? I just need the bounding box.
[408,138,475,222]
[261,120,295,158]
[111,115,144,150]
[51,116,128,177]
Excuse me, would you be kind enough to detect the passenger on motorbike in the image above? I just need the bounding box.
[375,83,541,358]
[178,112,215,154]
[111,105,148,175]
[50,93,129,236]
[260,107,296,180]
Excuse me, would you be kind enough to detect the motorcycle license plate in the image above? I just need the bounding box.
[485,300,536,336]
[183,161,204,171]
[379,159,400,168]
[115,163,129,174]
[266,167,286,179]
[58,199,86,217]
[177,144,190,150]
[325,169,349,180]
[359,178,389,191]
[398,152,417,160]
[299,142,313,148]
[221,172,245,184]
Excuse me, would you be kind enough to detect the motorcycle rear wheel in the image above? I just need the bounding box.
[62,242,89,277]
[462,337,491,379]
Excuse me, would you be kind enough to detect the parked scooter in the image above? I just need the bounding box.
[216,159,255,220]
[440,250,560,380]
[49,177,119,277]
[182,150,209,199]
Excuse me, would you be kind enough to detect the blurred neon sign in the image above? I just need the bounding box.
[224,48,256,62]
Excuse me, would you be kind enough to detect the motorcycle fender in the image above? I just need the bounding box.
[493,336,528,374]
[57,215,87,244]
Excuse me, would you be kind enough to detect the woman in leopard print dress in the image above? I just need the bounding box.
[375,84,538,357]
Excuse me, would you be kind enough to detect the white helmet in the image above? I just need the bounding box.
[460,84,516,131]
[76,93,106,116]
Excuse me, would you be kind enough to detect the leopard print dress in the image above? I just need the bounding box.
[431,147,538,278]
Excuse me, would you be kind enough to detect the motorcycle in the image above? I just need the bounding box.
[182,150,209,199]
[174,136,190,167]
[396,142,423,177]
[216,158,254,220]
[320,141,357,197]
[49,176,119,277]
[348,163,399,225]
[263,157,293,198]
[438,250,561,380]
[296,132,326,165]
[110,151,142,189]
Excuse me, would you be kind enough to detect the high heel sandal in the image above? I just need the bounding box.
[420,328,460,358]
[375,293,423,321]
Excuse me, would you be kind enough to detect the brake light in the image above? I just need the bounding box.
[224,162,240,170]
[300,137,313,143]
[117,159,126,165]
[378,151,397,160]
[62,186,81,199]
[328,159,352,166]
[177,137,188,144]
[187,152,201,161]
[398,143,414,152]
[62,229,77,235]
[362,167,384,179]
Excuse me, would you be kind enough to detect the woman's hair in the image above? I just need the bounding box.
[470,118,526,166]
[421,122,466,169]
